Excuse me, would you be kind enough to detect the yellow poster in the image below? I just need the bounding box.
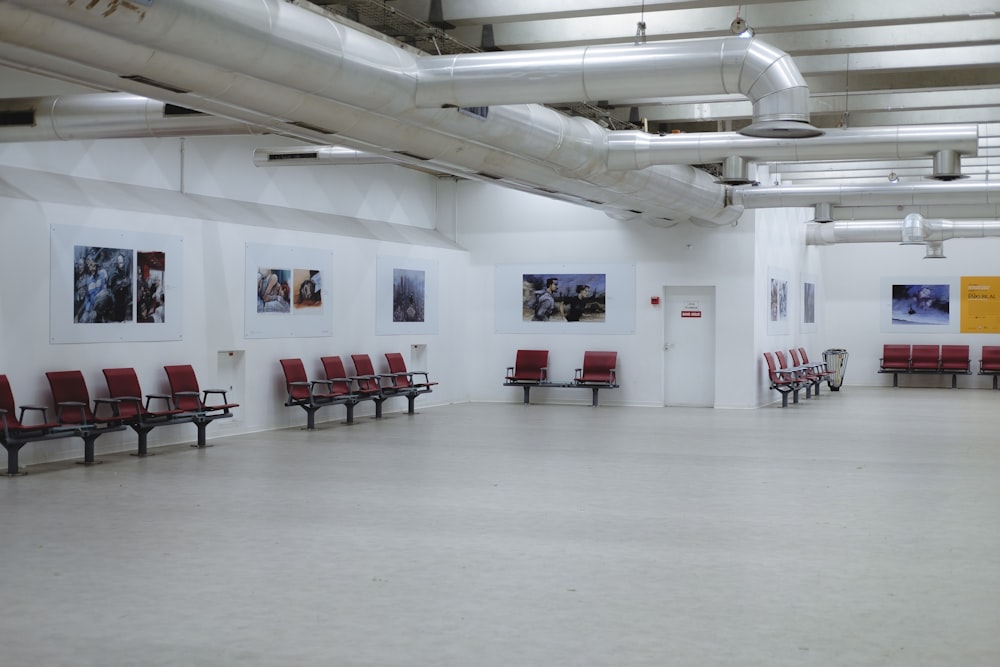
[961,276,1000,333]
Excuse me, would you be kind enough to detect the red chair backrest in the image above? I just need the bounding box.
[103,368,145,418]
[0,374,21,428]
[982,346,1000,370]
[788,348,803,366]
[320,356,354,396]
[350,354,382,393]
[580,351,616,382]
[512,349,548,380]
[940,345,969,370]
[881,344,911,369]
[46,370,94,424]
[164,365,202,411]
[279,359,311,401]
[910,344,940,370]
[762,352,779,379]
[384,353,412,389]
[775,350,791,370]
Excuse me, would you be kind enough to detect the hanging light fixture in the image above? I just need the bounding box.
[730,6,755,38]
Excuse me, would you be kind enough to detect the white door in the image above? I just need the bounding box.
[663,286,716,407]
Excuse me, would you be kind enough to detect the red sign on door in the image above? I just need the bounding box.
[681,310,702,318]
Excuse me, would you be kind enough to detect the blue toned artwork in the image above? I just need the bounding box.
[891,283,950,325]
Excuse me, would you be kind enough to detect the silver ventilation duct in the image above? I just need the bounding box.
[732,181,1000,210]
[414,38,821,139]
[0,1,982,227]
[805,215,1000,258]
[0,0,825,226]
[0,93,264,141]
[4,93,977,194]
[606,126,979,171]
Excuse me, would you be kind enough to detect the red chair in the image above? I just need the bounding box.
[1,374,67,475]
[978,346,1000,389]
[776,350,818,398]
[573,351,618,406]
[343,354,387,419]
[279,358,354,430]
[103,367,188,456]
[797,348,835,387]
[46,370,125,465]
[910,344,941,373]
[789,348,829,395]
[505,350,549,383]
[763,352,803,407]
[940,345,970,388]
[574,351,617,385]
[383,352,437,414]
[879,344,911,387]
[163,365,238,447]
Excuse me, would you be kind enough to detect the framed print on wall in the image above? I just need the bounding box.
[375,256,439,335]
[880,276,959,333]
[494,263,636,334]
[245,243,333,338]
[766,266,791,335]
[50,224,183,343]
[800,272,818,334]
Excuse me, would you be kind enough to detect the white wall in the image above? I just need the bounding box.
[452,181,767,409]
[0,136,470,467]
[753,205,828,405]
[822,238,1000,388]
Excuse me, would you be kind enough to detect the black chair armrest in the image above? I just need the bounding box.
[145,393,174,410]
[18,404,50,424]
[93,397,121,418]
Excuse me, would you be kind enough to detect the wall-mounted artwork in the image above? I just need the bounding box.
[880,276,959,333]
[960,276,1000,333]
[376,256,438,335]
[392,268,426,323]
[50,224,183,343]
[245,244,332,338]
[521,273,607,323]
[800,273,818,333]
[495,263,635,334]
[766,266,790,335]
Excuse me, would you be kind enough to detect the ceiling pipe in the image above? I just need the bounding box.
[732,181,1000,209]
[805,215,1000,258]
[3,92,972,189]
[414,37,822,138]
[0,93,265,141]
[606,125,979,171]
[0,0,776,226]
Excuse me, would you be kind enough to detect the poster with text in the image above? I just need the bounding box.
[960,276,1000,333]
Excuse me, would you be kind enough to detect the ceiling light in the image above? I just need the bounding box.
[729,17,754,38]
[888,171,899,183]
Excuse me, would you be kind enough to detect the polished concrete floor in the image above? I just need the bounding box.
[2,387,999,666]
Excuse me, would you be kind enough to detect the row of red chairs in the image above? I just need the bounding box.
[878,344,984,388]
[763,348,833,407]
[1,365,238,475]
[280,353,436,430]
[504,350,618,406]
